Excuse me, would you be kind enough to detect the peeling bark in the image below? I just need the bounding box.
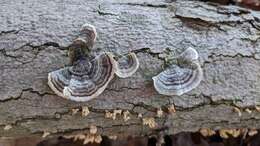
[1,0,260,138]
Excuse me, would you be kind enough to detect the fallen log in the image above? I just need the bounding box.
[1,0,260,138]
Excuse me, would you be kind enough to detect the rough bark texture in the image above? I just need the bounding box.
[1,0,260,138]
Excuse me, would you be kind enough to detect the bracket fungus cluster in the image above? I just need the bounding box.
[153,47,203,96]
[48,23,139,102]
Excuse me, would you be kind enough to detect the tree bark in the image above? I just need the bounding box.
[1,0,260,138]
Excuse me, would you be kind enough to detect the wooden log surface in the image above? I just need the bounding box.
[1,0,260,138]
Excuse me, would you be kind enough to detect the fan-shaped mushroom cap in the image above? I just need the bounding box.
[153,47,202,96]
[114,52,140,78]
[152,63,203,96]
[48,52,116,102]
[178,47,198,62]
[79,23,97,49]
[68,38,90,65]
[67,24,97,63]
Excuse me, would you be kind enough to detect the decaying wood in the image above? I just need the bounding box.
[1,0,260,138]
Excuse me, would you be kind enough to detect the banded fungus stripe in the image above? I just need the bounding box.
[48,52,116,102]
[48,23,140,102]
[153,47,203,96]
[79,23,97,49]
[114,52,140,78]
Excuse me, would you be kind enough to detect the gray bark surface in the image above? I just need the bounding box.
[1,0,260,137]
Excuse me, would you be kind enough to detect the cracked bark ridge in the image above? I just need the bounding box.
[1,0,260,138]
